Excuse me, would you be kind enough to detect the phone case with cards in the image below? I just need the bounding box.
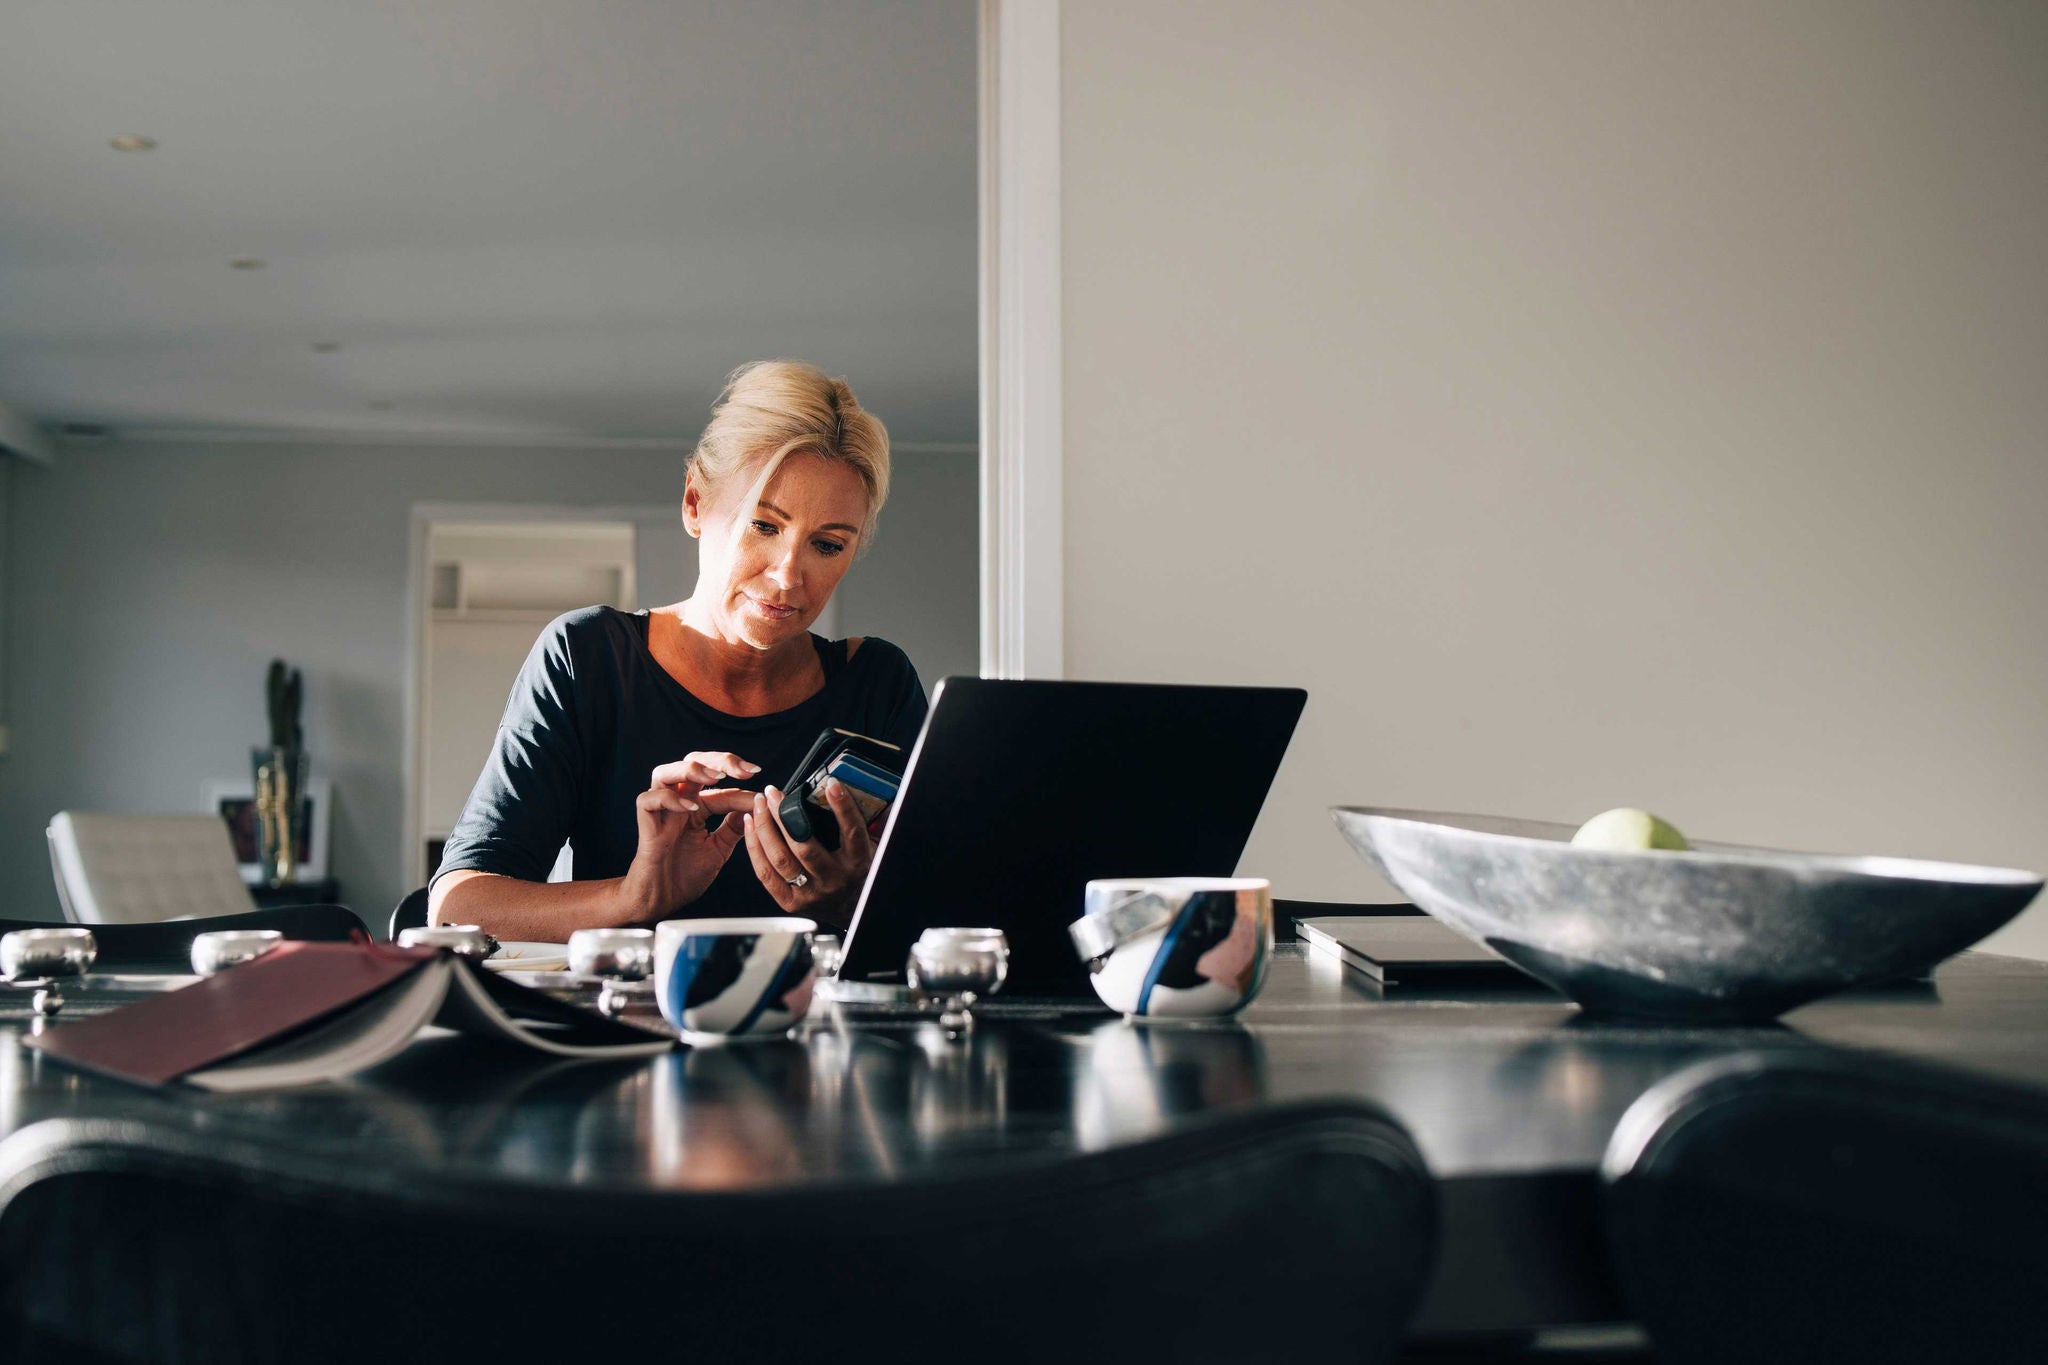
[777,728,903,850]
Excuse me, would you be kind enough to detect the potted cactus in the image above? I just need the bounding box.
[252,660,306,885]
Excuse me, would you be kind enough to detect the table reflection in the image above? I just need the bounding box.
[1,950,2042,1202]
[1071,1021,1266,1150]
[652,1046,811,1186]
[345,1011,1283,1186]
[805,1020,1036,1174]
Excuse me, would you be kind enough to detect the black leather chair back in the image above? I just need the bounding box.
[0,1100,1435,1365]
[1604,1050,2048,1364]
[0,905,364,973]
[388,886,430,939]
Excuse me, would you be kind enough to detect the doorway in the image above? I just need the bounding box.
[402,502,840,892]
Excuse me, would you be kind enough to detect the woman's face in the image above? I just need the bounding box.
[685,451,868,650]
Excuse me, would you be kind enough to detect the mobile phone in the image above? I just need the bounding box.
[777,728,904,850]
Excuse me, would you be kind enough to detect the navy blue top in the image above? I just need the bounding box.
[435,606,928,919]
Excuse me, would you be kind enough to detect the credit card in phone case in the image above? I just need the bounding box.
[779,727,904,849]
[815,769,890,825]
[832,748,901,781]
[824,755,900,799]
[817,759,896,817]
[806,756,894,803]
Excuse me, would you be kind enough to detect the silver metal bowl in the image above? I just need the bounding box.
[567,928,654,980]
[397,924,501,962]
[907,927,1010,998]
[907,928,1010,1038]
[2,928,98,1016]
[1,928,97,982]
[191,929,283,977]
[1331,806,2044,1023]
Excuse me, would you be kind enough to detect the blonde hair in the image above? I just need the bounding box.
[688,360,891,549]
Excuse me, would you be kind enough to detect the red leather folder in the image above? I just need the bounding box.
[23,939,670,1089]
[22,940,432,1086]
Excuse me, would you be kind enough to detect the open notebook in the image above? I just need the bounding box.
[24,940,670,1091]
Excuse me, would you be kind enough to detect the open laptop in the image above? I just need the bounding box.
[832,677,1307,1001]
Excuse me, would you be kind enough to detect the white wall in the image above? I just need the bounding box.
[1060,1,2048,956]
[834,449,981,687]
[0,457,11,742]
[0,438,976,928]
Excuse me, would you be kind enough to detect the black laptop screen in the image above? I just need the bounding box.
[837,677,1307,997]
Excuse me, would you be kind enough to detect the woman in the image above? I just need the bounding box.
[429,361,926,941]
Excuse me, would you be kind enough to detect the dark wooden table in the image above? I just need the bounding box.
[5,944,2047,1337]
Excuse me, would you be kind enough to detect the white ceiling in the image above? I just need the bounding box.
[0,1,978,446]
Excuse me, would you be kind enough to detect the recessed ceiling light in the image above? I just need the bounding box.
[108,135,157,152]
[367,400,395,411]
[311,341,342,353]
[228,257,266,270]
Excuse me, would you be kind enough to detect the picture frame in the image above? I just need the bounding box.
[203,777,332,886]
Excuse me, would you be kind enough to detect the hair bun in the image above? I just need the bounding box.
[688,360,892,544]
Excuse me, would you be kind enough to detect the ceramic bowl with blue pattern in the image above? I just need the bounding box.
[654,917,818,1041]
[1071,878,1273,1020]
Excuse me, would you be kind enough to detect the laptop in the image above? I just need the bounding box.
[832,677,1307,1001]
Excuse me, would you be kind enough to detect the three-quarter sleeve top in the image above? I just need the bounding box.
[434,606,928,920]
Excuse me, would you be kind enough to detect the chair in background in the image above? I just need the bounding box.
[1603,1049,2048,1364]
[0,905,366,974]
[46,812,256,924]
[0,1099,1436,1365]
[389,886,429,939]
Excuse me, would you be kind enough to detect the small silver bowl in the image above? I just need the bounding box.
[1,928,98,982]
[2,927,98,1017]
[397,924,501,962]
[568,928,654,980]
[907,928,1010,1037]
[191,929,284,977]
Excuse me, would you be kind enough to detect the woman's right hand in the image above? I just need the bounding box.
[616,752,761,922]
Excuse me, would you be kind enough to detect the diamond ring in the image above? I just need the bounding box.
[788,872,810,890]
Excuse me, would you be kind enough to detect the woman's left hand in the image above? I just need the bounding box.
[742,780,875,929]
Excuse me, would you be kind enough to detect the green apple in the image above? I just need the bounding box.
[1571,807,1690,852]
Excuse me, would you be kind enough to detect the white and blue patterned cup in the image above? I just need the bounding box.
[1070,878,1273,1020]
[655,917,818,1042]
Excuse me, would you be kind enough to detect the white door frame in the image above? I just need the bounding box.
[979,0,1064,679]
